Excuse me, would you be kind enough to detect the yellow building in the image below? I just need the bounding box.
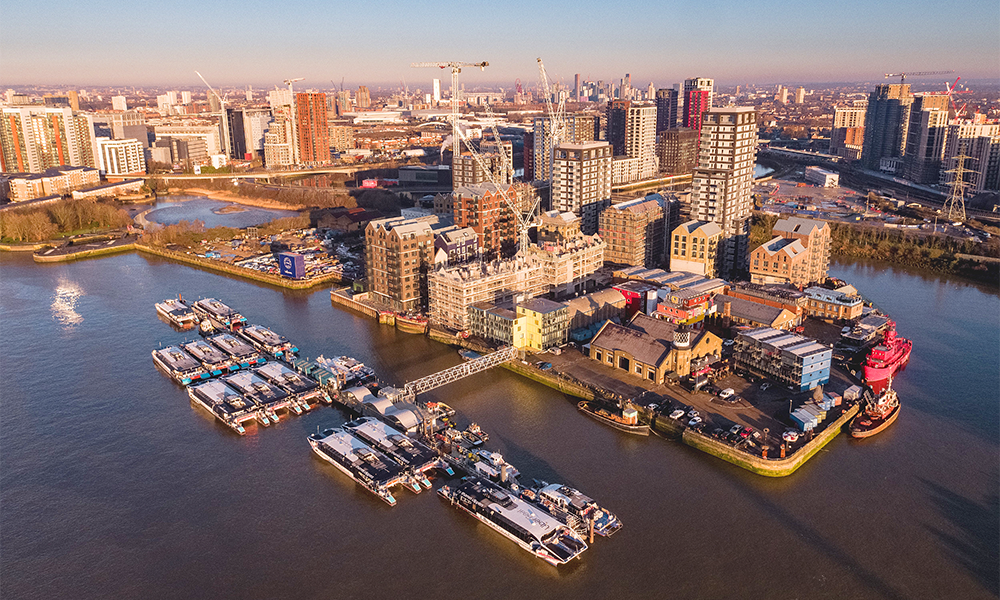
[669,220,723,277]
[516,297,569,352]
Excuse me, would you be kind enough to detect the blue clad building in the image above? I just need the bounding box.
[734,327,831,392]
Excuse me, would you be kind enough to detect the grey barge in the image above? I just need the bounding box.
[307,428,408,506]
[239,325,298,360]
[152,346,209,385]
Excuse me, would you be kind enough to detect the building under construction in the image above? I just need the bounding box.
[427,258,547,332]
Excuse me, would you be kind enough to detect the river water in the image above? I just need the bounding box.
[137,196,300,229]
[1,251,996,600]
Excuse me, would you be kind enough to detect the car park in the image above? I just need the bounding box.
[760,382,771,391]
[688,416,702,427]
[687,409,700,419]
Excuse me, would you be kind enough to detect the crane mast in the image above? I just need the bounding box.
[411,61,489,156]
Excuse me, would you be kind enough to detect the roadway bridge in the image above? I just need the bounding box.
[400,346,517,402]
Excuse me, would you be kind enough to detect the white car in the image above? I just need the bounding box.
[687,409,700,419]
[760,382,771,391]
[723,339,735,347]
[669,409,686,420]
[719,388,736,400]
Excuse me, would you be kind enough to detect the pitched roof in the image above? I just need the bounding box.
[716,294,787,326]
[591,322,671,366]
[628,313,678,345]
[773,217,827,236]
[673,220,723,237]
[756,236,807,259]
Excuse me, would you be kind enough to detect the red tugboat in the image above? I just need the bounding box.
[862,320,912,393]
[850,380,900,438]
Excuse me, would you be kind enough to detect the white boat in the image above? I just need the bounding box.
[439,477,588,566]
[307,428,407,506]
[155,297,197,329]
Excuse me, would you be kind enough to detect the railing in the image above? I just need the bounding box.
[400,346,518,401]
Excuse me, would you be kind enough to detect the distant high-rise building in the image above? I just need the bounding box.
[66,90,80,111]
[830,104,866,160]
[110,112,148,149]
[683,77,714,144]
[777,86,789,104]
[532,114,597,182]
[794,86,806,104]
[295,92,330,164]
[242,108,272,159]
[689,107,758,278]
[575,74,581,102]
[357,86,371,110]
[655,88,681,132]
[551,141,613,235]
[111,95,128,112]
[97,137,146,177]
[861,84,913,171]
[605,100,657,181]
[166,91,178,105]
[264,89,297,166]
[433,79,441,105]
[181,91,192,105]
[335,90,351,116]
[940,119,1000,193]
[0,107,97,172]
[657,127,698,175]
[224,108,248,159]
[902,94,951,184]
[452,152,512,189]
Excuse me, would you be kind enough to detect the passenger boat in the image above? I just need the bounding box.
[220,370,288,423]
[239,325,298,360]
[191,298,246,331]
[314,355,376,388]
[862,321,912,393]
[345,417,451,490]
[307,428,407,506]
[152,346,209,385]
[577,401,650,436]
[254,361,325,410]
[187,379,255,435]
[155,297,197,329]
[520,482,622,537]
[466,449,520,486]
[182,339,238,377]
[850,382,900,439]
[438,476,589,566]
[208,333,265,370]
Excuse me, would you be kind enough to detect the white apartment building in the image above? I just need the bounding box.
[111,95,128,111]
[97,138,146,176]
[689,106,758,277]
[551,141,612,234]
[624,104,657,180]
[940,120,1000,193]
[154,124,221,155]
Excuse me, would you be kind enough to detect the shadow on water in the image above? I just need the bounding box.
[920,478,1000,596]
[733,474,912,600]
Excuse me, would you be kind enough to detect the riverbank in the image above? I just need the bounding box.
[162,188,305,212]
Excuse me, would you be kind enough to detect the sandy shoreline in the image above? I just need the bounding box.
[166,188,304,212]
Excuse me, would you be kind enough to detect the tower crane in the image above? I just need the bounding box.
[195,70,226,111]
[411,61,489,155]
[537,58,568,185]
[283,78,304,93]
[195,71,231,157]
[883,71,953,85]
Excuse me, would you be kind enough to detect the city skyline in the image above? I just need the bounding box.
[3,0,999,88]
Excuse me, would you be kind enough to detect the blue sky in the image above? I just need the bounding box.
[2,0,998,89]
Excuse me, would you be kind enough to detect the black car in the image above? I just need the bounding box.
[711,427,726,439]
[705,384,722,396]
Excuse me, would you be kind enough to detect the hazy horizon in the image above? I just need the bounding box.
[2,0,998,90]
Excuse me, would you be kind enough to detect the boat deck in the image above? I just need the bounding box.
[312,429,406,488]
[345,417,439,473]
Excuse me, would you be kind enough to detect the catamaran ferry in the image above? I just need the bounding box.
[345,417,453,491]
[254,361,326,409]
[220,371,288,424]
[155,297,197,329]
[152,346,209,385]
[208,333,265,369]
[307,428,407,506]
[521,482,622,537]
[182,339,238,377]
[239,325,298,359]
[191,298,246,331]
[186,379,257,435]
[438,476,589,566]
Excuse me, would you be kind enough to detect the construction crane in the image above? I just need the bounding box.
[537,57,568,185]
[195,70,226,110]
[195,71,231,158]
[283,77,304,93]
[411,61,489,155]
[883,71,953,85]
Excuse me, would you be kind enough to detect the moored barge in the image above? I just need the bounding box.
[254,361,326,410]
[850,383,901,439]
[186,379,257,435]
[182,339,238,377]
[209,332,265,369]
[577,401,650,436]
